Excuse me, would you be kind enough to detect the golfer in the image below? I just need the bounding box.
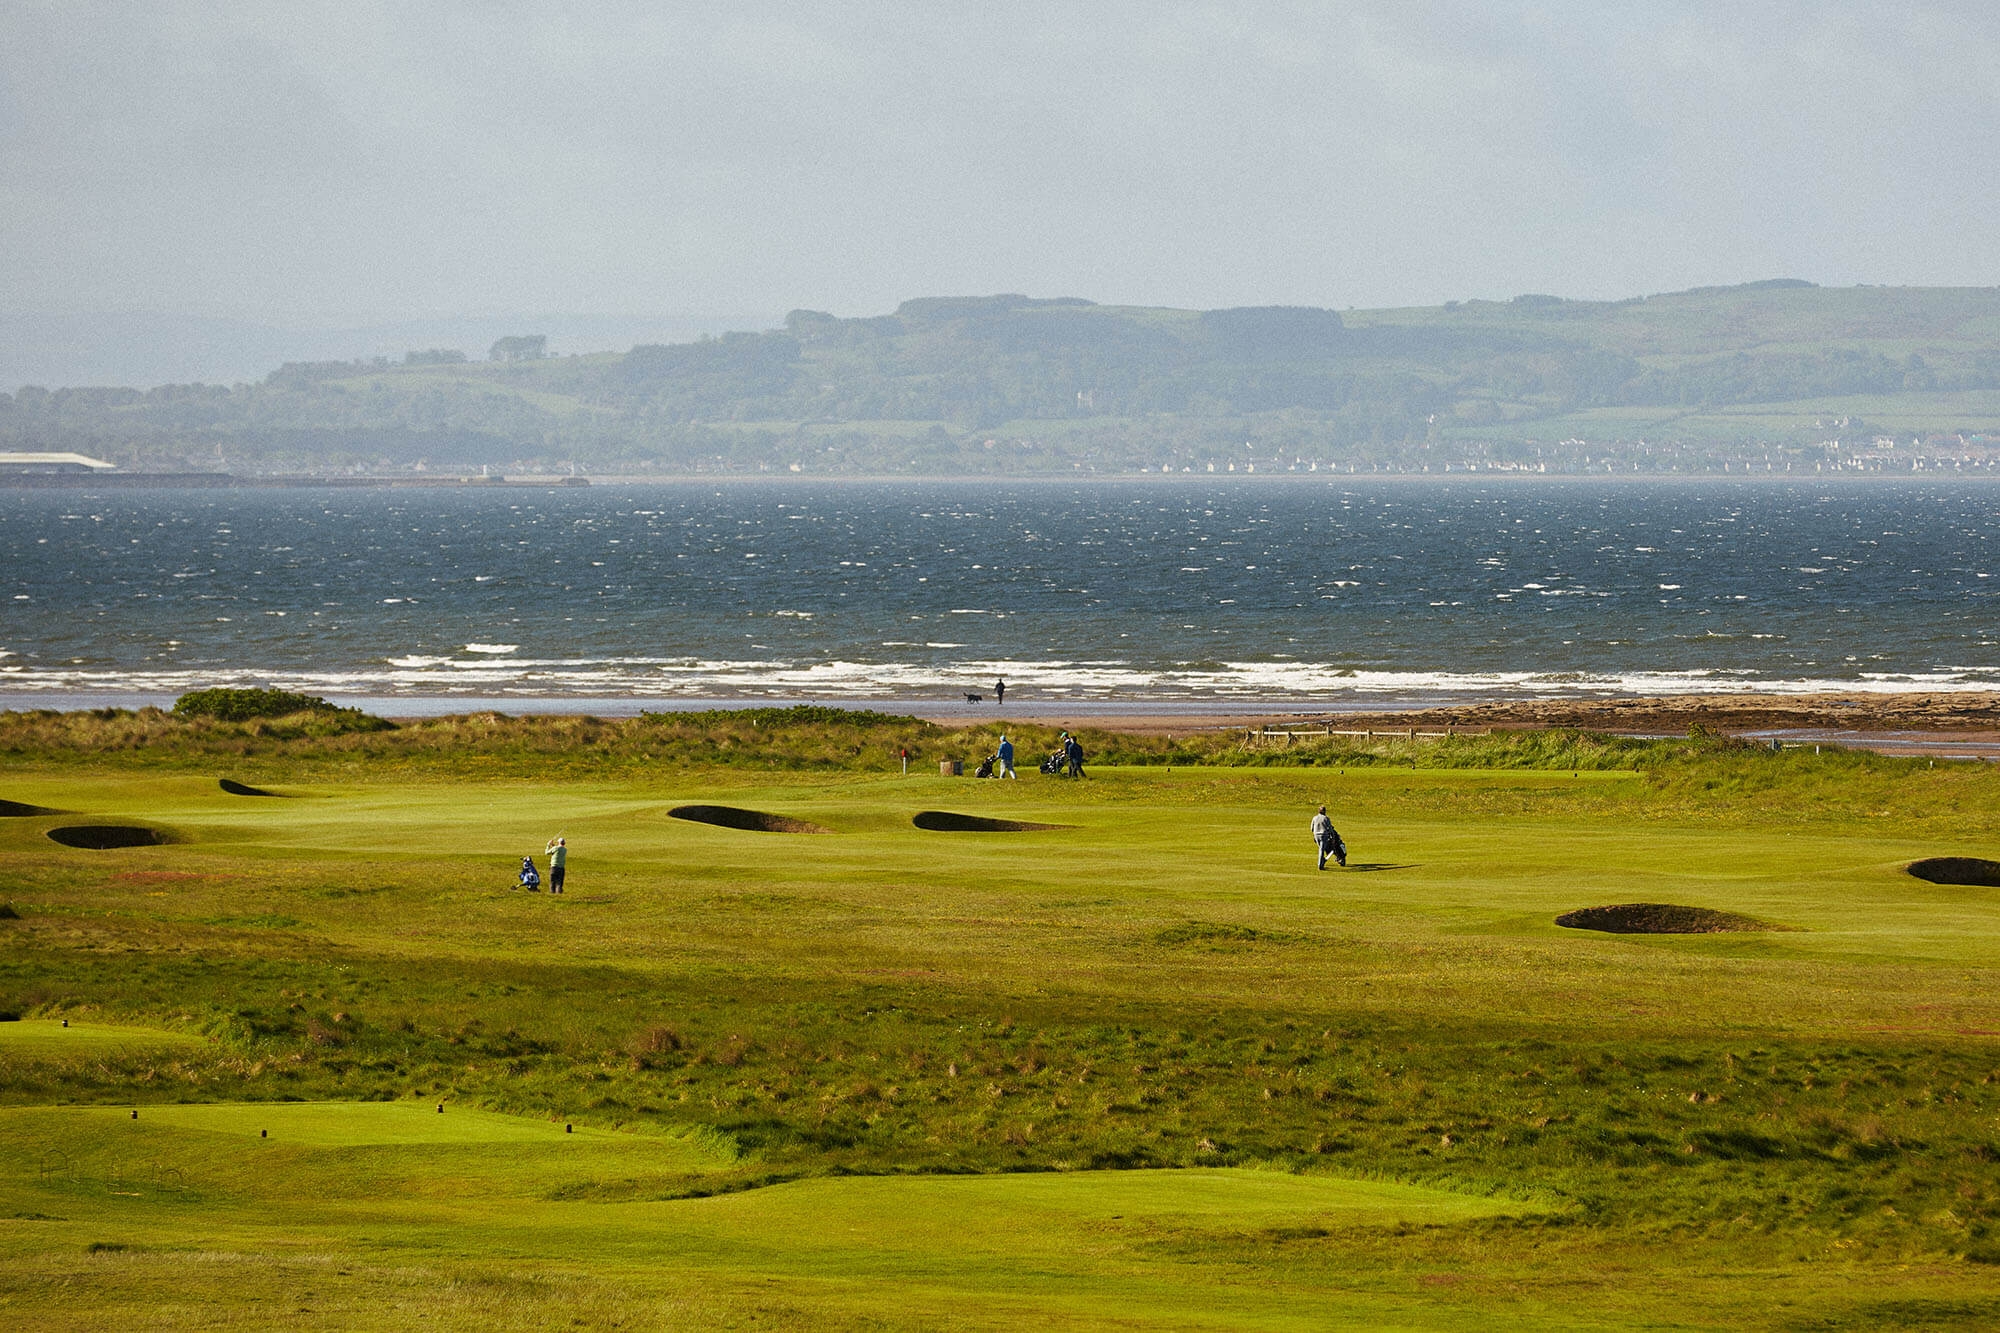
[1310,805,1346,870]
[997,733,1016,779]
[545,835,568,894]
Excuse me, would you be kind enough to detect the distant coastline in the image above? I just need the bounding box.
[9,284,2000,479]
[10,468,2000,488]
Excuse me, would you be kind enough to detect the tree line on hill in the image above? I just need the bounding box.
[5,283,2000,474]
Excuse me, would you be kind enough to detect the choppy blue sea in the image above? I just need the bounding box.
[3,479,1996,713]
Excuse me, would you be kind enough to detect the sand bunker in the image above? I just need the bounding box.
[0,799,61,818]
[668,805,833,835]
[912,810,1076,832]
[219,778,284,797]
[46,825,174,850]
[1556,903,1780,934]
[1907,857,2000,888]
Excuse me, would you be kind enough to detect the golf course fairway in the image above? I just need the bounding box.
[6,714,2000,1327]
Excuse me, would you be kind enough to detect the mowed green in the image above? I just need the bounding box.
[5,754,2000,1327]
[1,1099,1529,1331]
[0,1018,207,1057]
[8,765,1994,1032]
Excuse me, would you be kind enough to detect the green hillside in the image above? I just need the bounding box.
[9,282,2000,475]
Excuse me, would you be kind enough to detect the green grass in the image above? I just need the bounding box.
[6,717,2000,1326]
[0,1018,208,1056]
[1,1102,1533,1328]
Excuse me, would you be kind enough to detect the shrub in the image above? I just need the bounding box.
[173,688,348,722]
[170,689,392,734]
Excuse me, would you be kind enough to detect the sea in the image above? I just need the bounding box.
[2,478,1996,716]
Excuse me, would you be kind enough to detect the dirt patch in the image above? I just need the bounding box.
[1555,903,1784,934]
[218,778,285,797]
[1907,857,2000,888]
[912,810,1076,832]
[46,825,175,850]
[668,804,833,835]
[0,800,61,818]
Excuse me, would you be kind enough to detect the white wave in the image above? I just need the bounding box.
[464,643,519,654]
[9,658,2000,706]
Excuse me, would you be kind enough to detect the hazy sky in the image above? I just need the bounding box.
[6,1,2000,329]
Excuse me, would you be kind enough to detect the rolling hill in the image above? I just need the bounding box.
[8,281,2000,476]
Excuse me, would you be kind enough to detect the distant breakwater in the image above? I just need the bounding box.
[0,472,588,488]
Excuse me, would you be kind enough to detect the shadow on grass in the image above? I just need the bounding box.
[219,778,287,797]
[0,799,63,817]
[912,810,1076,832]
[1908,856,2000,887]
[46,825,176,850]
[669,805,833,835]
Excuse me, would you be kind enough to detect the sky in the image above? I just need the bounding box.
[5,0,2000,377]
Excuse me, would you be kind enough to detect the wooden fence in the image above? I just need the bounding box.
[1243,726,1488,748]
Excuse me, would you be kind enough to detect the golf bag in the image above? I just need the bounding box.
[1040,750,1067,776]
[518,856,541,890]
[973,754,996,779]
[1318,830,1346,868]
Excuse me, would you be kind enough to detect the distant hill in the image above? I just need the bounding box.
[7,283,2000,476]
[0,311,767,391]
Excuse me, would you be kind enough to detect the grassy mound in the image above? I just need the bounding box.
[668,804,833,834]
[1555,902,1782,934]
[1907,856,2000,887]
[912,810,1075,832]
[218,777,283,797]
[45,824,174,850]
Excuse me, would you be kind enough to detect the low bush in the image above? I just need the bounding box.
[172,688,387,730]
